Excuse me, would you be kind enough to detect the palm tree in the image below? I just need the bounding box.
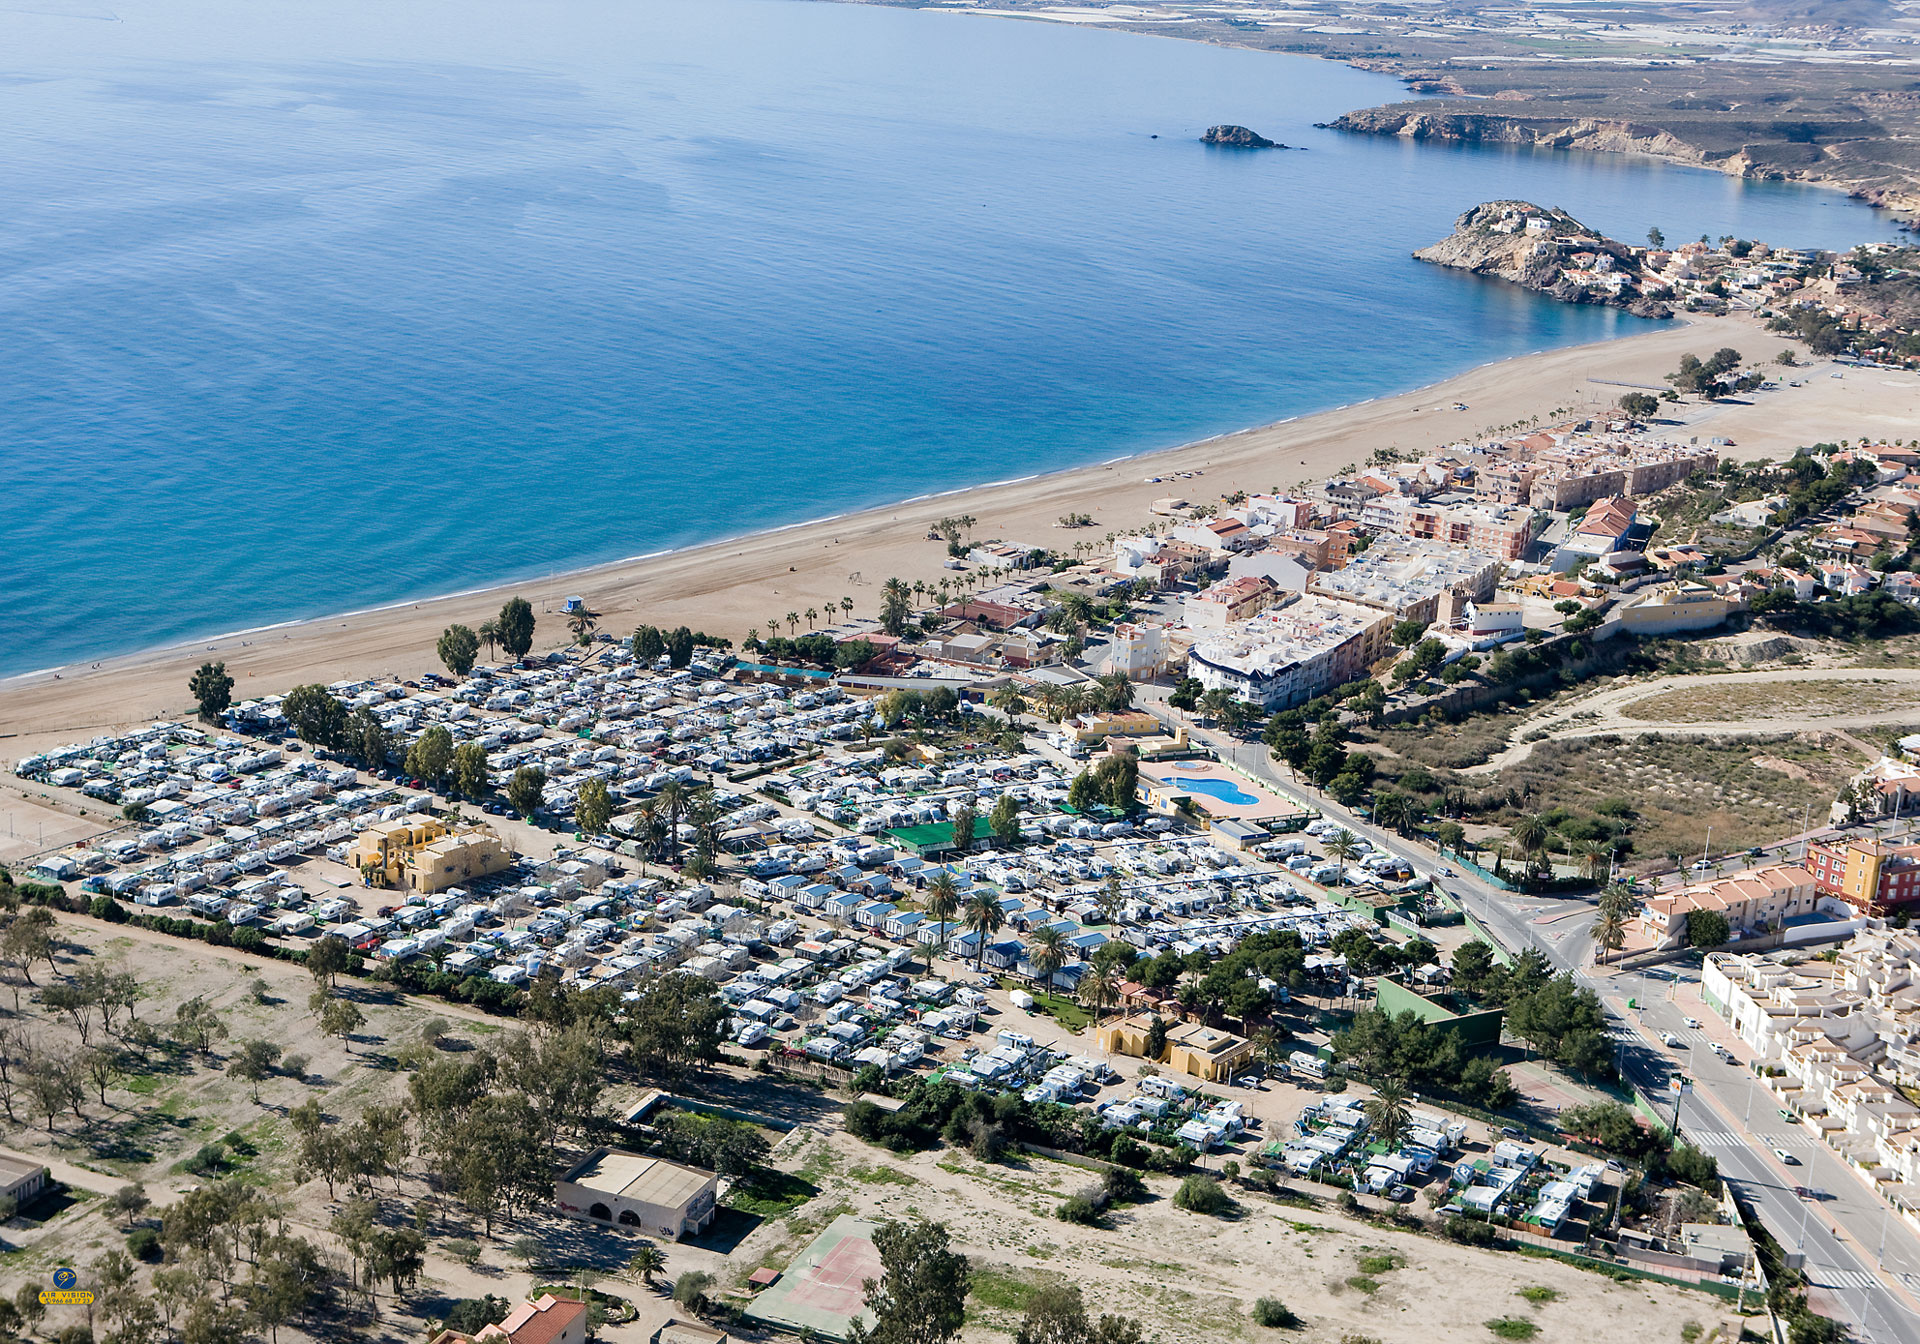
[765,619,780,641]
[1027,925,1069,992]
[477,619,500,661]
[1078,962,1120,1024]
[1594,903,1629,964]
[1577,840,1612,883]
[925,871,960,968]
[840,597,854,619]
[988,683,1027,720]
[567,604,598,645]
[965,889,1005,971]
[1324,828,1362,881]
[1509,813,1550,874]
[1364,1079,1412,1150]
[628,1244,666,1288]
[786,611,800,635]
[656,780,690,864]
[804,607,818,629]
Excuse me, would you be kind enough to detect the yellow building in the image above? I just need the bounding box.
[347,817,510,894]
[1616,580,1739,635]
[1093,1012,1255,1083]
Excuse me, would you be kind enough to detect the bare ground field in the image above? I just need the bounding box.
[1618,677,1920,725]
[1498,731,1871,866]
[740,1127,1741,1344]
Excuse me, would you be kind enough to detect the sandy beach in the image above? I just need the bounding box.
[8,310,1920,759]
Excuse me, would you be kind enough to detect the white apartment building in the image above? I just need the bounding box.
[1187,597,1391,710]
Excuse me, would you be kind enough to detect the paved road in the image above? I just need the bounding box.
[1148,693,1920,1344]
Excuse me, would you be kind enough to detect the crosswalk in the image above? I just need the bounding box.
[1812,1269,1880,1291]
[1686,1130,1750,1148]
[1683,1129,1809,1149]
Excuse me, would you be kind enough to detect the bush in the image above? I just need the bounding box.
[1444,1216,1497,1247]
[126,1227,161,1262]
[1172,1175,1233,1216]
[1102,1165,1147,1205]
[1485,1319,1539,1341]
[1252,1298,1299,1328]
[1055,1194,1103,1226]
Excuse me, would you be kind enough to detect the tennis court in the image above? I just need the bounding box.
[744,1214,881,1340]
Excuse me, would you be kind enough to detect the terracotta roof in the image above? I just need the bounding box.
[480,1295,588,1344]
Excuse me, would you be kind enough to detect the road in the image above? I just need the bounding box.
[1146,691,1920,1344]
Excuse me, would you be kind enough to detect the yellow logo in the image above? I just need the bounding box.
[38,1291,94,1306]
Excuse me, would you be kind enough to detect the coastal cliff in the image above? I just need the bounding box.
[1414,201,1673,319]
[1330,106,1920,217]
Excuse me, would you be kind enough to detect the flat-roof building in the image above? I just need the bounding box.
[1188,597,1391,710]
[556,1147,718,1241]
[1307,538,1503,625]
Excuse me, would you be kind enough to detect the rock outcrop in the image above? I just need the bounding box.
[1202,124,1282,148]
[1413,200,1673,319]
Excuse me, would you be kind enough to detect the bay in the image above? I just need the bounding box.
[0,0,1896,674]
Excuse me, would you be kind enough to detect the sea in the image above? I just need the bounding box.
[0,0,1901,677]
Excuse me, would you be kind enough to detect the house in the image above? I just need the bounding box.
[1807,837,1920,913]
[1553,496,1637,570]
[1093,1012,1254,1082]
[1636,864,1820,949]
[1226,551,1315,595]
[469,1296,590,1344]
[555,1148,718,1240]
[650,1322,729,1344]
[1183,576,1277,632]
[1462,601,1524,639]
[1099,622,1172,681]
[346,819,510,894]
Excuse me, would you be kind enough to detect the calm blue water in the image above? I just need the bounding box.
[1172,777,1262,806]
[0,0,1898,675]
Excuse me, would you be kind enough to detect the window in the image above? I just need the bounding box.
[588,1202,612,1221]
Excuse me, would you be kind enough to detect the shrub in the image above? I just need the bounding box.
[1172,1175,1233,1216]
[126,1227,161,1262]
[1102,1165,1147,1205]
[1251,1298,1298,1328]
[1485,1319,1539,1341]
[1055,1194,1103,1226]
[1444,1216,1497,1247]
[1516,1287,1558,1306]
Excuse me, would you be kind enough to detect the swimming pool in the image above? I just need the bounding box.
[1170,776,1260,806]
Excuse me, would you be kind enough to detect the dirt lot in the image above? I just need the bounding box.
[1619,678,1920,726]
[737,1128,1737,1344]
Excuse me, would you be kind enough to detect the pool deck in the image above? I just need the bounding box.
[1140,760,1293,821]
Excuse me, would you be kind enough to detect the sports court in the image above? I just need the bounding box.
[743,1213,881,1340]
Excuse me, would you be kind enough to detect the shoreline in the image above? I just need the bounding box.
[11,308,1920,754]
[0,330,1661,689]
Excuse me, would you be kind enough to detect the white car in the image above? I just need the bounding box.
[1773,1148,1799,1166]
[1683,1017,1700,1029]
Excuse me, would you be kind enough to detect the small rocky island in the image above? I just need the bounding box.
[1415,200,1673,319]
[1202,124,1291,149]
